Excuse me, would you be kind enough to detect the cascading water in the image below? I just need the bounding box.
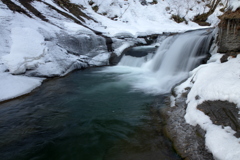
[115,29,213,94]
[118,54,154,67]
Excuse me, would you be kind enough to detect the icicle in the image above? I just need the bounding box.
[227,19,230,36]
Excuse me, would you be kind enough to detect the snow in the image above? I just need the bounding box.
[114,42,135,56]
[0,73,44,102]
[70,0,220,37]
[89,53,110,66]
[2,27,46,74]
[63,22,94,34]
[174,54,240,160]
[229,0,240,11]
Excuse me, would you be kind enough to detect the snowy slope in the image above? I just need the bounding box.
[71,0,227,36]
[0,0,110,101]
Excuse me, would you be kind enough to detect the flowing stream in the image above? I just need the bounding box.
[0,29,213,160]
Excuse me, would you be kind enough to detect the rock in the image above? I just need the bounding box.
[109,52,122,66]
[197,101,240,138]
[218,9,240,53]
[160,97,214,160]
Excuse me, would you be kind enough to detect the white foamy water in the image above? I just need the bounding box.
[101,30,213,95]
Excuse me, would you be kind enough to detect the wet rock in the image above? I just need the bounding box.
[197,101,240,138]
[220,52,239,63]
[160,97,214,160]
[109,53,122,66]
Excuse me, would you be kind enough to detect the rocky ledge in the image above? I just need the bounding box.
[160,96,213,160]
[161,94,240,160]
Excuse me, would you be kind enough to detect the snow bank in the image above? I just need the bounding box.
[229,0,240,11]
[2,27,46,74]
[174,54,240,160]
[0,73,43,102]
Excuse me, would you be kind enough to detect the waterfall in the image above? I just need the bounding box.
[117,46,156,67]
[117,29,213,94]
[118,54,154,67]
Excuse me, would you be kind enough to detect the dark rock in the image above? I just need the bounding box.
[18,0,48,22]
[109,53,122,66]
[218,9,240,53]
[198,101,240,138]
[1,0,31,17]
[140,0,147,6]
[220,52,239,63]
[105,37,113,52]
[161,96,214,160]
[124,46,156,57]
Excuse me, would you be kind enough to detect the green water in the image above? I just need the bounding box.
[0,67,180,160]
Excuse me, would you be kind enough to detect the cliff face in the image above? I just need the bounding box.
[218,9,240,53]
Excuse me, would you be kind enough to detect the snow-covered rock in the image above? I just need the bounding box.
[173,54,240,160]
[2,27,46,74]
[0,0,113,101]
[229,0,240,11]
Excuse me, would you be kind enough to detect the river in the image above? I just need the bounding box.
[0,67,180,160]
